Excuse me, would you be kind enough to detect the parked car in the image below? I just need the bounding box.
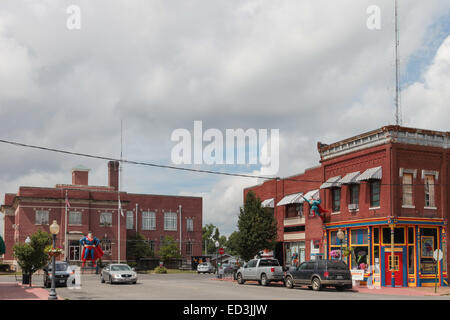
[43,261,71,288]
[197,262,216,274]
[284,259,352,291]
[236,258,284,286]
[101,264,137,284]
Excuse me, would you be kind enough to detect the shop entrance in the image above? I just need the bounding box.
[384,252,403,286]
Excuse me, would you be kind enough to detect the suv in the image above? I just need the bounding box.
[43,261,72,288]
[284,259,352,291]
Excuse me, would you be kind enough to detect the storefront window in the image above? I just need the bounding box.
[351,229,368,245]
[351,246,368,270]
[373,228,379,244]
[420,228,438,274]
[330,231,343,246]
[408,227,414,244]
[373,245,380,273]
[285,241,305,266]
[382,227,405,244]
[408,246,414,275]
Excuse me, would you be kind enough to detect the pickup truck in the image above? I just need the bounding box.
[236,258,284,286]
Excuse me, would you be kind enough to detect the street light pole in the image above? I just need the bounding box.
[48,220,60,300]
[337,229,345,261]
[215,240,219,278]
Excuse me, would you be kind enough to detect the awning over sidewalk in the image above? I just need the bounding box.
[303,189,319,200]
[338,171,360,184]
[276,193,304,206]
[356,166,382,181]
[320,176,341,189]
[261,198,274,208]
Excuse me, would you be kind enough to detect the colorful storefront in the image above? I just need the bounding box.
[324,217,448,287]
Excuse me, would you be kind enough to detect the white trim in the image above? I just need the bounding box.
[331,211,341,215]
[369,206,381,210]
[424,206,437,210]
[421,170,439,181]
[399,168,417,179]
[401,205,415,209]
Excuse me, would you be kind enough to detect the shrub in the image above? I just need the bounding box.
[153,266,167,274]
[0,264,10,272]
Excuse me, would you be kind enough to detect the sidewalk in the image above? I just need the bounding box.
[211,277,450,297]
[0,282,56,300]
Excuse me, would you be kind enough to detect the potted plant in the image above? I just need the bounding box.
[44,245,63,257]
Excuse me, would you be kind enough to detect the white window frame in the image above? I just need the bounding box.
[100,212,112,227]
[126,211,134,230]
[164,212,177,231]
[142,211,156,230]
[35,210,49,225]
[68,211,82,225]
[401,172,414,208]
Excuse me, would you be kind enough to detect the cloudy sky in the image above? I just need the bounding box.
[0,0,449,237]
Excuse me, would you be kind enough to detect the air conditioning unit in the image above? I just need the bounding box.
[348,204,359,211]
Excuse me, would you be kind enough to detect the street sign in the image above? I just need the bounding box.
[218,248,224,255]
[433,249,443,261]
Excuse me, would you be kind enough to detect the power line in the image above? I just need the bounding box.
[0,138,447,186]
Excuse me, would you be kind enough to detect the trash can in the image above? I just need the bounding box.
[22,274,31,285]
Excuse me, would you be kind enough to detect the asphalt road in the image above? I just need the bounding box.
[2,273,449,300]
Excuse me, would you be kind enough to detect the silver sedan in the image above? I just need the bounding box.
[101,264,138,284]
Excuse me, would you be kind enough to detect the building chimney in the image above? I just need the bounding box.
[72,165,90,185]
[108,161,119,190]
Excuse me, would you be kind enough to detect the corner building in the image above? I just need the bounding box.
[245,126,448,287]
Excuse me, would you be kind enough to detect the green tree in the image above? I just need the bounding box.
[202,224,227,255]
[236,191,277,261]
[126,233,153,263]
[13,229,52,286]
[226,231,240,256]
[158,236,181,260]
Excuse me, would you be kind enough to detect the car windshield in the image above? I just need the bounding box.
[48,263,68,271]
[258,259,279,267]
[199,263,208,266]
[328,261,349,270]
[110,265,132,271]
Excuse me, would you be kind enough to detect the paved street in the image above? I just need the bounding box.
[2,273,450,300]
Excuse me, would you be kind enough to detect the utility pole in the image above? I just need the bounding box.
[394,0,401,125]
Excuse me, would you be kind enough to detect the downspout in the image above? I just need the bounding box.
[179,204,182,254]
[135,203,138,233]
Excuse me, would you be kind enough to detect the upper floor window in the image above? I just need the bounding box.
[332,188,341,212]
[286,203,303,218]
[142,211,156,230]
[35,210,49,225]
[424,175,436,207]
[69,211,82,225]
[402,173,414,207]
[100,212,112,227]
[187,218,194,232]
[370,180,380,207]
[349,184,359,205]
[164,212,177,231]
[126,211,134,230]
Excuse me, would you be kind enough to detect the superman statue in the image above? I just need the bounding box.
[79,232,104,268]
[302,196,330,221]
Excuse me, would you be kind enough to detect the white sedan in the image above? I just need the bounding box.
[101,264,138,284]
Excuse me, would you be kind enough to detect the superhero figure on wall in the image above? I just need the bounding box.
[79,231,104,268]
[302,196,330,222]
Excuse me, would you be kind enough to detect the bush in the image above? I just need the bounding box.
[128,262,137,268]
[153,266,167,274]
[0,264,10,272]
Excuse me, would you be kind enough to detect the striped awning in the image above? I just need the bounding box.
[320,176,341,189]
[338,171,360,184]
[356,166,382,181]
[303,189,319,200]
[276,193,304,206]
[261,198,274,208]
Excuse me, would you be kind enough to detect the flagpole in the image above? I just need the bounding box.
[118,120,123,263]
[65,190,68,262]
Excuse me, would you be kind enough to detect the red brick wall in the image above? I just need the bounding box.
[72,170,88,185]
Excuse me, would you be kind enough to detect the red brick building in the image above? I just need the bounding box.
[1,161,203,267]
[245,125,448,287]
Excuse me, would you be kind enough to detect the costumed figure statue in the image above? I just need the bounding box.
[302,196,330,222]
[80,231,104,268]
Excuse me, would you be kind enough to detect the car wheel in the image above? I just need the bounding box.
[260,274,268,286]
[101,276,105,283]
[335,285,345,291]
[285,276,294,289]
[311,277,322,291]
[132,281,137,284]
[109,276,113,284]
[237,273,245,285]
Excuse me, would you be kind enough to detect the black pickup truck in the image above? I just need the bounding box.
[284,259,352,291]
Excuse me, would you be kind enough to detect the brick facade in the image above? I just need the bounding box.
[1,161,202,267]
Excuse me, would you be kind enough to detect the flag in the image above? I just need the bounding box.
[119,200,124,217]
